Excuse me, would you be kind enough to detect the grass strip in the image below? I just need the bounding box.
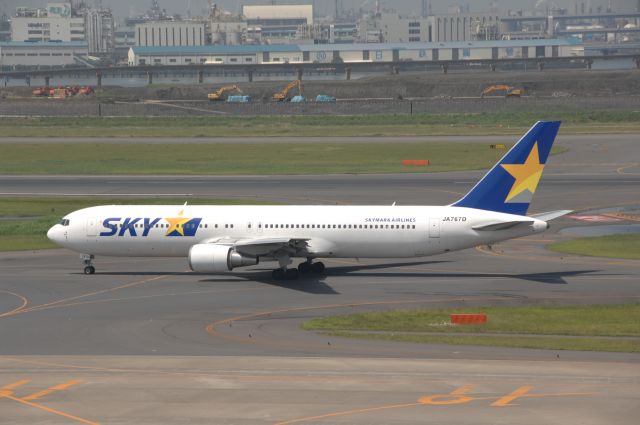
[0,197,277,251]
[327,332,640,353]
[547,234,640,260]
[0,143,568,175]
[1,110,639,137]
[304,305,640,336]
[303,304,640,352]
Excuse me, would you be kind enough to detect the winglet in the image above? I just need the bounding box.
[452,121,561,216]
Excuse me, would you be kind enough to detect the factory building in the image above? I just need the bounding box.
[211,21,249,45]
[358,12,501,43]
[0,40,88,67]
[0,15,11,42]
[242,5,313,42]
[135,21,206,47]
[11,3,85,43]
[128,38,582,67]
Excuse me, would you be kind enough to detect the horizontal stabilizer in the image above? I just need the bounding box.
[472,220,534,231]
[530,209,573,222]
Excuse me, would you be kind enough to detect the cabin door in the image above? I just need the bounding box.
[429,218,441,238]
[86,218,98,237]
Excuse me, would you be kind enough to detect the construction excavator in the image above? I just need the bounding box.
[208,85,243,101]
[273,80,303,102]
[481,85,524,98]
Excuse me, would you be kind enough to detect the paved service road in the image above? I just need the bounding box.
[0,133,638,424]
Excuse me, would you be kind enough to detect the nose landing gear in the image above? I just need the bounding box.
[81,254,95,275]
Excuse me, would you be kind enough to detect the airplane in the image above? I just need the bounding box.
[47,121,571,280]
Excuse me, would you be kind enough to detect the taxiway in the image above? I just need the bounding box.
[0,133,638,424]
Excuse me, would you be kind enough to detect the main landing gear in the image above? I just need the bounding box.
[81,254,95,275]
[272,259,325,280]
[297,260,325,275]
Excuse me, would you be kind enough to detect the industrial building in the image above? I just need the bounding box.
[11,3,85,43]
[128,38,583,67]
[10,2,115,56]
[135,21,206,47]
[84,7,114,54]
[358,11,502,44]
[242,5,313,42]
[0,40,88,67]
[0,15,11,42]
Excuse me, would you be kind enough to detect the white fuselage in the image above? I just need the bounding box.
[47,205,547,260]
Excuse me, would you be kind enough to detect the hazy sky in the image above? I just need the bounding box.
[1,1,638,21]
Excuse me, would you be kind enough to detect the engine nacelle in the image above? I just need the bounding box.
[188,244,258,273]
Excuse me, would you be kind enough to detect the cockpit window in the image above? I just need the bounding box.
[59,219,70,226]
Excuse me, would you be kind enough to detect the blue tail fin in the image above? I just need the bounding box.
[453,121,561,216]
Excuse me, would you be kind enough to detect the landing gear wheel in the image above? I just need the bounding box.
[312,262,325,274]
[80,254,95,275]
[297,261,312,274]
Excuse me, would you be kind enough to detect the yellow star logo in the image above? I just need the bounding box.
[165,216,191,236]
[501,142,545,202]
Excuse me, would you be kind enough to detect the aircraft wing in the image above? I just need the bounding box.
[529,210,573,221]
[472,220,534,231]
[200,236,310,257]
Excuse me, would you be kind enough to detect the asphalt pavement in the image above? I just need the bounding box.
[0,133,638,424]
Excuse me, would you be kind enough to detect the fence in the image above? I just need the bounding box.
[0,96,638,117]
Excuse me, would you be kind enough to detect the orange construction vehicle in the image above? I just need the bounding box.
[78,86,94,95]
[208,85,242,101]
[272,80,303,102]
[481,85,523,98]
[32,85,93,98]
[32,87,50,97]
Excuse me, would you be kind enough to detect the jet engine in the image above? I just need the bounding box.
[188,244,258,273]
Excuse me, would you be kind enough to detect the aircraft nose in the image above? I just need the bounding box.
[47,224,64,244]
